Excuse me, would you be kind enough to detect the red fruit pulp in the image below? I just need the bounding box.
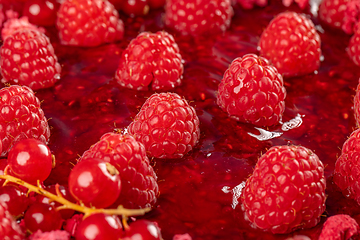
[16,2,360,240]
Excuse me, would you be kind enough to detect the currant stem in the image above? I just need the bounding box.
[0,174,151,218]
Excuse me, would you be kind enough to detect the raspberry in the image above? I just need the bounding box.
[0,29,61,90]
[115,31,183,91]
[348,29,360,66]
[355,80,360,124]
[164,0,233,36]
[318,214,359,240]
[127,92,200,159]
[0,200,25,240]
[240,145,326,234]
[258,11,321,77]
[0,85,50,156]
[334,128,360,203]
[56,0,124,47]
[29,230,70,240]
[1,16,45,40]
[318,0,350,30]
[343,0,360,34]
[216,54,286,127]
[80,132,159,209]
[348,32,360,65]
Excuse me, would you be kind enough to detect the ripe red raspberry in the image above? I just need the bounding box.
[347,30,360,66]
[115,31,183,91]
[216,54,286,127]
[1,16,45,40]
[164,0,233,36]
[56,0,124,47]
[29,230,70,240]
[0,85,51,157]
[354,80,360,124]
[318,214,359,240]
[0,200,25,240]
[318,0,350,30]
[0,29,61,90]
[240,145,326,234]
[258,11,321,77]
[127,92,200,159]
[80,132,159,209]
[343,0,360,34]
[334,128,360,203]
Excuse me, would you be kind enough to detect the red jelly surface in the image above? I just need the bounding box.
[7,1,360,240]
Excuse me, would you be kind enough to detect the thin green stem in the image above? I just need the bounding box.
[0,174,150,218]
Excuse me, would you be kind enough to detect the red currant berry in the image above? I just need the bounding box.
[22,0,60,26]
[68,158,121,208]
[0,185,29,216]
[24,202,63,232]
[8,138,52,184]
[123,220,163,240]
[35,184,75,219]
[75,213,123,240]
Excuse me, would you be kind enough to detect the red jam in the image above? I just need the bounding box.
[5,1,360,239]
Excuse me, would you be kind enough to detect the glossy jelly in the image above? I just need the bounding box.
[3,1,360,239]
